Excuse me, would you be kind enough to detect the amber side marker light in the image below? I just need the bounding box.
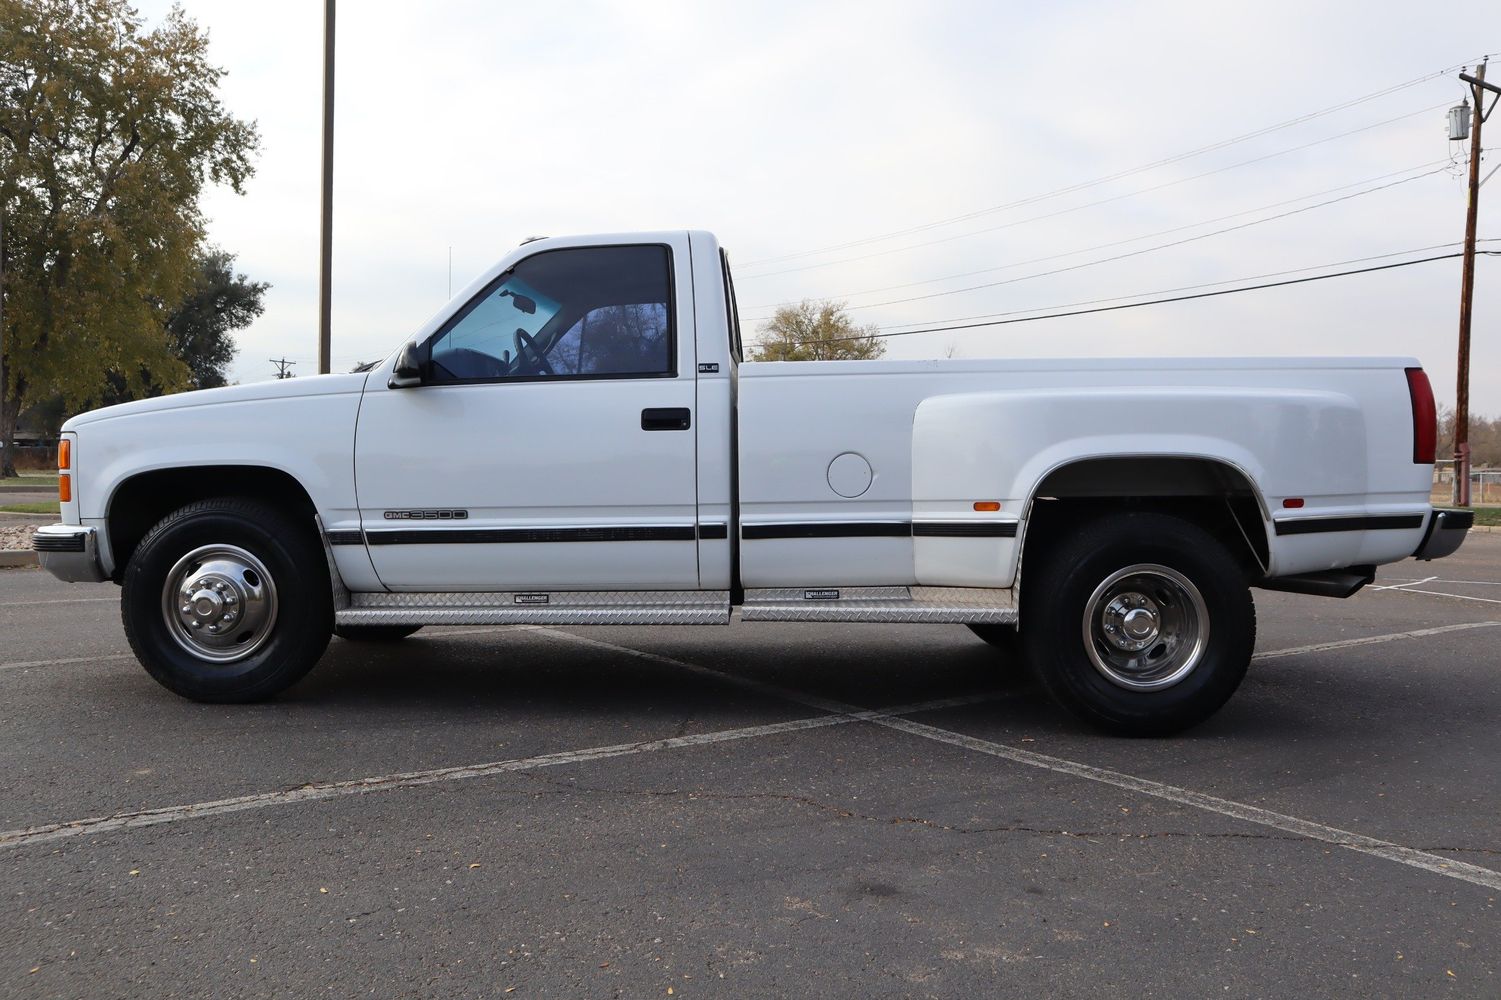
[973,501,1001,512]
[58,440,72,502]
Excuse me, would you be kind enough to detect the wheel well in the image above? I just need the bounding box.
[1021,457,1270,580]
[106,466,318,583]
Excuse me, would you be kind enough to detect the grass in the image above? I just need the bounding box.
[0,479,59,494]
[0,502,58,515]
[1473,507,1501,527]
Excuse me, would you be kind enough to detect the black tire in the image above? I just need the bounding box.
[121,497,332,703]
[966,624,1027,663]
[334,624,422,642]
[1021,512,1255,736]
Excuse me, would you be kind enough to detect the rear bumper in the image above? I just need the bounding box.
[1413,508,1473,561]
[32,524,108,583]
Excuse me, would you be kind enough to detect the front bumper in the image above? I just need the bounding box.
[32,524,108,583]
[1413,508,1474,561]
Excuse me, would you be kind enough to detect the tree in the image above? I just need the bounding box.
[166,250,264,390]
[749,299,887,362]
[1439,405,1501,468]
[0,0,259,475]
[13,249,262,439]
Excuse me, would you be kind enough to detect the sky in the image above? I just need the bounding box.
[133,0,1501,414]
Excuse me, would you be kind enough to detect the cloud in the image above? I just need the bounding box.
[135,0,1501,412]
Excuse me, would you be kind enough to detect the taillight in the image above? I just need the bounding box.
[1405,367,1437,464]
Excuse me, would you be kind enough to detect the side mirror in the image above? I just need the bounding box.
[388,340,424,388]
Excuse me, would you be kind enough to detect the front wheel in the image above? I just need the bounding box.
[121,498,332,703]
[1022,512,1255,735]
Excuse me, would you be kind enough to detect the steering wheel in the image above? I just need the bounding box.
[512,328,554,376]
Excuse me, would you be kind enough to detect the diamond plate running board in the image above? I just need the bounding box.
[336,590,730,626]
[741,586,1017,624]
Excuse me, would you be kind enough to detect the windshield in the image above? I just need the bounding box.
[437,276,560,367]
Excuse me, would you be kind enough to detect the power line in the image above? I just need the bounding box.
[270,357,297,379]
[764,166,1448,317]
[741,60,1487,268]
[796,251,1496,345]
[740,102,1451,280]
[743,159,1454,314]
[872,240,1500,332]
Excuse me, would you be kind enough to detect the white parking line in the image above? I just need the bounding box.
[0,597,118,608]
[1377,578,1501,587]
[6,616,1500,889]
[0,626,538,673]
[531,628,1501,894]
[1388,588,1501,606]
[0,692,1000,851]
[527,623,1501,678]
[1370,576,1437,591]
[1250,621,1500,660]
[0,653,134,672]
[1365,578,1501,604]
[873,714,1501,893]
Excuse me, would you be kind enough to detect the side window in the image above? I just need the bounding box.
[721,248,743,363]
[427,245,674,383]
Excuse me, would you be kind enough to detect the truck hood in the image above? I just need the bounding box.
[61,372,371,431]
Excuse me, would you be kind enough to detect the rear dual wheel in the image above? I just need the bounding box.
[1016,512,1255,736]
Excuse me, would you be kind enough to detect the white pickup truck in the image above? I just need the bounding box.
[33,231,1472,733]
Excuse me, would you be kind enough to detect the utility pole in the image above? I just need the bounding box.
[1455,61,1500,506]
[271,358,297,380]
[0,203,7,479]
[317,0,335,375]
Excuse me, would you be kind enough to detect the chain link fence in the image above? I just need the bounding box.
[1433,460,1501,504]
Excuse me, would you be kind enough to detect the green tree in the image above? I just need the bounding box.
[749,299,887,362]
[0,0,258,475]
[166,249,263,390]
[14,249,262,445]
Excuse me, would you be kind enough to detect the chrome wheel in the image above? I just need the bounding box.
[160,544,278,664]
[1082,563,1208,691]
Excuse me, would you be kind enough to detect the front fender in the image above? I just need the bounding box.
[74,387,365,527]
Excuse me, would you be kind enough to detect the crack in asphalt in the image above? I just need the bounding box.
[514,771,1501,857]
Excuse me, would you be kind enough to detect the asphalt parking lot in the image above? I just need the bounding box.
[2,537,1499,998]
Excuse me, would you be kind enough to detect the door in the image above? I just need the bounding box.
[353,240,699,591]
